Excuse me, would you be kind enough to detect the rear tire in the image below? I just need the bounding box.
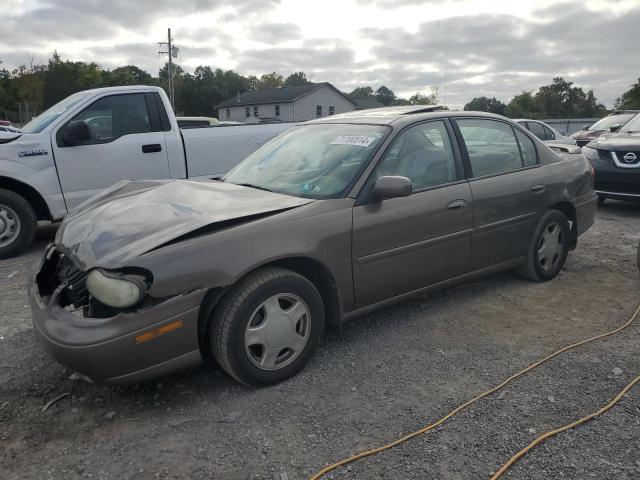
[210,267,325,386]
[517,210,570,282]
[0,189,37,259]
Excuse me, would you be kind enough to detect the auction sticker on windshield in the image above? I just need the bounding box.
[331,135,377,147]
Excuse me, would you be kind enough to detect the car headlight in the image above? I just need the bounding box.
[86,269,149,308]
[581,146,599,162]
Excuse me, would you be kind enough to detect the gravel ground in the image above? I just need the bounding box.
[1,203,639,480]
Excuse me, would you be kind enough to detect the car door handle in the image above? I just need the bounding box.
[530,184,545,195]
[447,199,467,212]
[142,144,162,153]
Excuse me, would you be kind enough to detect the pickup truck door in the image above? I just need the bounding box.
[52,92,171,209]
[352,120,473,307]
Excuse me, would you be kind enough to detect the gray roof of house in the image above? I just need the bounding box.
[349,96,386,110]
[218,82,356,108]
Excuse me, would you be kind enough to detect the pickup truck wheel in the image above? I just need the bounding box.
[0,189,37,259]
[210,267,325,386]
[517,210,570,282]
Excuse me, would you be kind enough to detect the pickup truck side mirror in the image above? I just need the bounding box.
[582,125,591,131]
[609,124,621,133]
[372,176,412,200]
[61,120,90,146]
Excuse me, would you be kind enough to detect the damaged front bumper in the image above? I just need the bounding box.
[29,246,207,385]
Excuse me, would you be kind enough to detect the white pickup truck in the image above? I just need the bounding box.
[0,85,295,258]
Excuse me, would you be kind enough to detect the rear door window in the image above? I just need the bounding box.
[542,124,555,140]
[455,119,524,177]
[526,121,549,141]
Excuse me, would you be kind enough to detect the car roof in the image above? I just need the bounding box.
[307,106,513,127]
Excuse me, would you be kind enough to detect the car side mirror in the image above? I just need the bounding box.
[609,124,621,133]
[582,125,591,131]
[372,176,412,200]
[61,120,90,146]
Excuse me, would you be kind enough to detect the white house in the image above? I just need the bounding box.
[218,82,356,123]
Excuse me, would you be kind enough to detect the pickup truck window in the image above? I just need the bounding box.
[224,124,390,199]
[21,92,90,134]
[61,93,152,146]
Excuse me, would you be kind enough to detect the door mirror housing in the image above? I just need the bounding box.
[609,124,621,133]
[372,176,412,200]
[582,124,591,131]
[61,120,90,146]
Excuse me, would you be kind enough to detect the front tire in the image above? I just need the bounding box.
[210,267,325,386]
[0,189,37,259]
[517,210,570,282]
[597,195,606,206]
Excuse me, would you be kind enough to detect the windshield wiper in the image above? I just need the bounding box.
[235,183,273,192]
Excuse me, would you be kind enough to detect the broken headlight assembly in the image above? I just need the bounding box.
[86,269,150,309]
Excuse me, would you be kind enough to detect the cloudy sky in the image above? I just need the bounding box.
[1,0,638,108]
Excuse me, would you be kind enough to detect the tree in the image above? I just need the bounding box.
[43,52,103,108]
[409,87,439,106]
[615,78,640,109]
[464,96,506,115]
[532,77,606,118]
[284,71,309,87]
[505,91,538,118]
[348,86,374,98]
[104,65,153,86]
[375,85,396,106]
[259,72,284,90]
[246,75,261,91]
[504,78,607,119]
[158,62,184,82]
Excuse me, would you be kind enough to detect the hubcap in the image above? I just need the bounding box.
[244,293,311,371]
[0,204,20,248]
[537,222,563,272]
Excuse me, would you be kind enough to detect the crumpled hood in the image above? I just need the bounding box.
[57,179,315,268]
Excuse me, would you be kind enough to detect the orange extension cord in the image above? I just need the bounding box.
[310,303,640,480]
[491,373,640,479]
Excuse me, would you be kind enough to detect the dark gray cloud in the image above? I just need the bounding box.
[236,44,355,75]
[249,23,302,43]
[0,0,280,47]
[0,0,637,108]
[355,3,640,106]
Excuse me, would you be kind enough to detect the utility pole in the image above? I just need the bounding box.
[158,28,179,109]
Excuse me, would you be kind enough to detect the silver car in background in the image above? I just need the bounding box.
[515,119,576,145]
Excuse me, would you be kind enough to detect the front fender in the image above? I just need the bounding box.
[131,199,356,311]
[0,135,66,219]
